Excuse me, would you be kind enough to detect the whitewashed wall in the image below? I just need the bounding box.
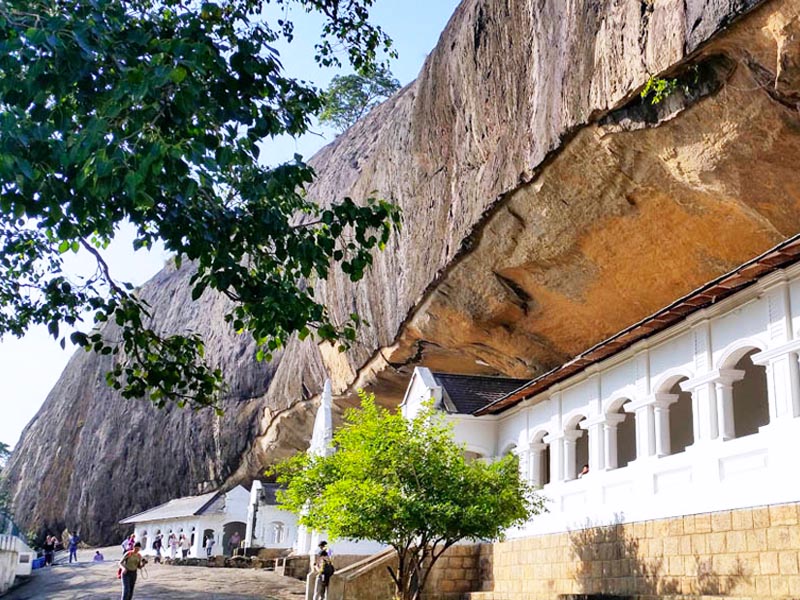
[490,265,800,536]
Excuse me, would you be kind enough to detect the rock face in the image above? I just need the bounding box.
[7,0,800,544]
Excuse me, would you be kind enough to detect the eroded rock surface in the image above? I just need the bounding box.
[7,0,800,543]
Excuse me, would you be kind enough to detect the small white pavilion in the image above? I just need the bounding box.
[119,485,249,558]
[244,481,298,551]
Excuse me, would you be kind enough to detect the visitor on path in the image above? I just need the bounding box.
[119,541,147,600]
[152,534,163,564]
[68,531,80,563]
[93,551,104,562]
[121,534,135,556]
[204,533,215,558]
[313,549,334,600]
[316,540,333,559]
[43,535,55,566]
[168,533,178,560]
[179,534,190,558]
[228,531,241,556]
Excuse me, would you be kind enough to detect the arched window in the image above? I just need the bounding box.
[270,522,285,545]
[606,399,635,470]
[563,416,587,480]
[731,349,770,438]
[668,378,694,454]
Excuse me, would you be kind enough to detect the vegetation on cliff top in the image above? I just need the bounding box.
[0,0,401,410]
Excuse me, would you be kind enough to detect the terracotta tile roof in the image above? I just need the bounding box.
[475,233,800,416]
[432,372,530,414]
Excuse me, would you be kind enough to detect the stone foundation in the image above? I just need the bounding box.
[467,502,800,600]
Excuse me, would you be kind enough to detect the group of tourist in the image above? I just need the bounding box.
[38,531,80,566]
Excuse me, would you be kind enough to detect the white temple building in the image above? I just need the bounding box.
[402,234,800,537]
[119,485,249,558]
[244,481,297,551]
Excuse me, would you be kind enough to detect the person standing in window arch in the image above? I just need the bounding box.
[578,464,589,478]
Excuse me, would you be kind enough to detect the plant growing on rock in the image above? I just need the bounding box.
[0,0,400,410]
[272,392,543,600]
[319,65,401,132]
[640,75,678,104]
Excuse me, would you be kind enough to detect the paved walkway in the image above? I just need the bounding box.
[6,547,306,600]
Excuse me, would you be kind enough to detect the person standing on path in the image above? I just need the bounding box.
[179,534,191,558]
[67,531,80,563]
[228,531,241,556]
[152,534,163,564]
[43,535,55,566]
[119,542,147,600]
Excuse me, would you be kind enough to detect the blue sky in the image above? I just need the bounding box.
[0,0,462,448]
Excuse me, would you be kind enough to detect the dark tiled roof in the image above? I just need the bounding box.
[476,233,800,416]
[258,483,283,505]
[431,372,530,414]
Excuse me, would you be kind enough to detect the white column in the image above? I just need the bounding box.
[515,447,530,482]
[680,369,743,442]
[753,347,800,421]
[562,430,583,480]
[603,414,626,470]
[543,433,563,484]
[652,393,678,456]
[529,443,547,487]
[625,399,654,459]
[715,381,736,440]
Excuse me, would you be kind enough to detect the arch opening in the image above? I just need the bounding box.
[731,349,770,438]
[668,378,694,455]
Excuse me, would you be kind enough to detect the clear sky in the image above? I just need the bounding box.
[0,0,462,449]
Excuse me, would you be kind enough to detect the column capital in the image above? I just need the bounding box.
[680,368,744,390]
[562,429,584,442]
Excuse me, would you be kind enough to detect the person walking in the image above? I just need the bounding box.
[68,531,80,563]
[119,541,147,600]
[121,534,135,557]
[313,549,335,600]
[152,534,163,564]
[204,533,215,558]
[168,533,178,560]
[179,534,190,558]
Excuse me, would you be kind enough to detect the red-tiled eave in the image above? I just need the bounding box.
[475,234,800,416]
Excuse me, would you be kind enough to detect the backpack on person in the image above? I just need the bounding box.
[321,557,335,579]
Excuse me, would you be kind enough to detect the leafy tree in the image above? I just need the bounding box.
[272,392,543,600]
[0,0,401,410]
[319,65,401,132]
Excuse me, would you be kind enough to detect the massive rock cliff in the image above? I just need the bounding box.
[7,0,800,543]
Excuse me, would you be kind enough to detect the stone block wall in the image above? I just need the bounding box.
[422,544,481,600]
[470,501,800,600]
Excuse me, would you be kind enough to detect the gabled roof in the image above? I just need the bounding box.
[119,489,224,524]
[476,233,800,416]
[431,372,529,414]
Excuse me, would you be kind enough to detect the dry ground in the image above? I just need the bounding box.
[5,547,307,599]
